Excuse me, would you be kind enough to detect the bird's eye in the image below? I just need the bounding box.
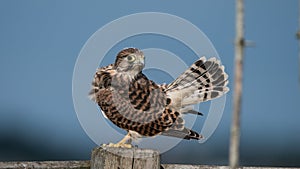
[127,55,136,62]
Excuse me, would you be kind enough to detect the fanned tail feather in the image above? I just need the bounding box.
[166,57,229,108]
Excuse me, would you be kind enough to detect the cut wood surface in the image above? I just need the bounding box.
[91,145,160,169]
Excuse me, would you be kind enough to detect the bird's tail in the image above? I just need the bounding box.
[166,57,229,108]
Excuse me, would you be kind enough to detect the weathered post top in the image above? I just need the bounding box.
[91,145,160,169]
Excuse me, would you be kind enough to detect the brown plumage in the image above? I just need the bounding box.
[89,48,229,147]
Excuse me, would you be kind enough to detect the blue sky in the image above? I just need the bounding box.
[0,0,299,166]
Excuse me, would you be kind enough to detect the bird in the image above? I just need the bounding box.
[89,48,229,148]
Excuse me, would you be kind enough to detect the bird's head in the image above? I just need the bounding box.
[114,48,145,76]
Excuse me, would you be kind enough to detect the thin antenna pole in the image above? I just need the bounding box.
[298,0,300,84]
[230,0,245,168]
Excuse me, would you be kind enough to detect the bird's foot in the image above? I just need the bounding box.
[103,142,132,148]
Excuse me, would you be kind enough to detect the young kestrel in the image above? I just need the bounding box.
[89,48,229,148]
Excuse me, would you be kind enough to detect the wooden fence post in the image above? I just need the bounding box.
[91,145,160,169]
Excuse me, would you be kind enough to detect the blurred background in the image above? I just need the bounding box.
[0,0,299,167]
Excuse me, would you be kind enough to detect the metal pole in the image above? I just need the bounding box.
[230,0,245,168]
[298,0,300,85]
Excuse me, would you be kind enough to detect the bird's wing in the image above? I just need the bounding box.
[161,127,202,140]
[91,70,181,137]
[113,73,179,135]
[89,64,114,102]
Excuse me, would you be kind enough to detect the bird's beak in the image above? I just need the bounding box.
[138,56,144,65]
[134,55,145,69]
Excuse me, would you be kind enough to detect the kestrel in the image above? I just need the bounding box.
[89,48,229,148]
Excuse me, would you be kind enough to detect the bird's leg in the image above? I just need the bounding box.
[105,133,132,148]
